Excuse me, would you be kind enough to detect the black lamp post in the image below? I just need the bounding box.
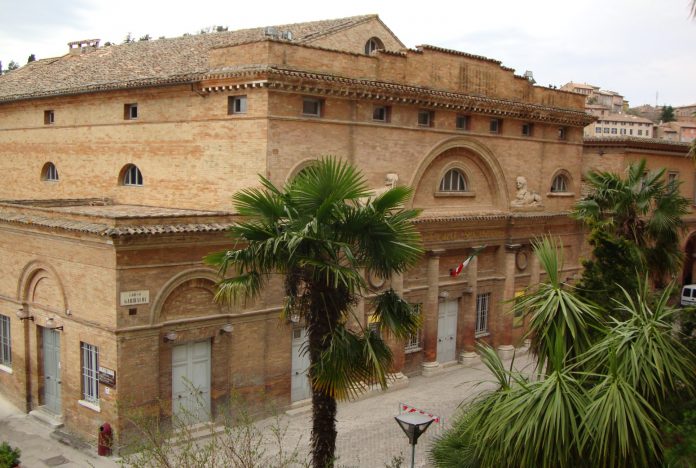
[394,413,434,468]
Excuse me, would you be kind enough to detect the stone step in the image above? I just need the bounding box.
[29,406,64,429]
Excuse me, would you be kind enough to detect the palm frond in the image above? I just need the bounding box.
[371,288,421,340]
[311,325,392,400]
[213,271,264,305]
[583,359,663,468]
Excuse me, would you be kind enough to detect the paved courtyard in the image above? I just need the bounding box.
[0,350,534,467]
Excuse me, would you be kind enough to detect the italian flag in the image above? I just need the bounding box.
[449,246,486,277]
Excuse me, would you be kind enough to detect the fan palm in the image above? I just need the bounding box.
[205,157,423,468]
[574,159,689,285]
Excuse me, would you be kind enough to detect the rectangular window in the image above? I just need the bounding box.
[489,119,502,134]
[603,128,610,134]
[0,315,11,367]
[44,110,55,125]
[630,129,633,135]
[456,114,470,130]
[404,304,423,352]
[558,127,567,140]
[228,95,247,114]
[124,103,138,120]
[302,98,322,117]
[611,128,617,134]
[372,105,390,122]
[475,293,490,337]
[620,128,626,135]
[418,110,433,127]
[595,127,602,134]
[638,129,643,136]
[668,172,678,184]
[521,123,533,137]
[81,342,99,404]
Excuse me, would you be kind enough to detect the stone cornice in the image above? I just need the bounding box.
[413,211,573,224]
[201,67,594,127]
[583,136,691,154]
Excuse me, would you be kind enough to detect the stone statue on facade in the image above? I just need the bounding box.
[511,176,542,207]
[360,173,399,205]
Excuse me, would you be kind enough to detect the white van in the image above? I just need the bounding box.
[680,284,696,306]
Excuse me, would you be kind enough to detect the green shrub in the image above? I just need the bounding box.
[0,442,21,468]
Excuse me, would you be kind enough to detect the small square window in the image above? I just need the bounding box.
[522,123,533,137]
[611,128,617,134]
[668,172,678,184]
[372,105,390,122]
[228,95,247,114]
[595,127,602,134]
[302,98,322,117]
[124,104,138,120]
[637,129,643,136]
[44,110,54,125]
[490,119,502,134]
[558,127,567,140]
[456,115,470,130]
[418,110,433,127]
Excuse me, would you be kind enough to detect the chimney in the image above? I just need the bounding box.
[68,39,101,55]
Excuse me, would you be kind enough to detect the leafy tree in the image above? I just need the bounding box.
[432,240,695,468]
[576,229,642,314]
[27,54,36,63]
[6,60,18,72]
[123,32,134,44]
[138,34,151,42]
[660,105,676,123]
[206,157,423,467]
[574,159,689,287]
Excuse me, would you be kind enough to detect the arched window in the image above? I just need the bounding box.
[42,162,59,181]
[551,173,569,193]
[122,164,143,186]
[364,37,384,55]
[439,169,468,192]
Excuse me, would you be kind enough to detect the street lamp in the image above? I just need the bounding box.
[394,413,434,468]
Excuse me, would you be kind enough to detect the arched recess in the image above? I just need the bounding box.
[17,260,68,313]
[149,268,224,325]
[284,158,318,184]
[407,137,509,210]
[681,231,696,285]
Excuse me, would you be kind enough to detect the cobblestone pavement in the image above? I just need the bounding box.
[0,350,534,467]
[0,399,117,467]
[283,351,535,467]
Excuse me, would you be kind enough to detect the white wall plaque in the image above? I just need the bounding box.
[120,290,149,306]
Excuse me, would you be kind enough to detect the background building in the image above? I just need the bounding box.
[584,112,655,138]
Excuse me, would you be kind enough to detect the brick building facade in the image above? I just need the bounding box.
[3,15,679,444]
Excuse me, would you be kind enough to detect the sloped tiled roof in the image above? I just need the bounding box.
[0,15,377,103]
[596,112,653,124]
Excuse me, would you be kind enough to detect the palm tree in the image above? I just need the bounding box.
[574,159,689,286]
[431,241,695,468]
[205,157,423,467]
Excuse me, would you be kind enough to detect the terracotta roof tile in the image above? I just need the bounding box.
[0,15,376,102]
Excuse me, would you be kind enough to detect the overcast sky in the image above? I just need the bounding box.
[1,0,694,106]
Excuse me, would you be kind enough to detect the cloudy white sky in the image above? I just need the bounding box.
[1,0,694,106]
